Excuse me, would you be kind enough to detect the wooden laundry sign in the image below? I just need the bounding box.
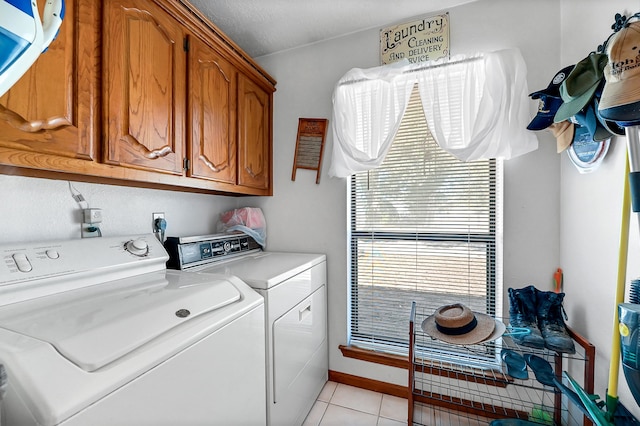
[292,118,328,184]
[380,13,450,65]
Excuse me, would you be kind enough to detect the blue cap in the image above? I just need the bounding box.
[527,96,563,131]
[529,65,575,99]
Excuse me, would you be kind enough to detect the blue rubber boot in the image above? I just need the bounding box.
[508,285,545,349]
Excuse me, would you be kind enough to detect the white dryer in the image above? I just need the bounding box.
[0,234,266,426]
[166,233,327,426]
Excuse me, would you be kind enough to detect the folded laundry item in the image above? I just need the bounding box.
[220,207,266,229]
[218,207,266,247]
[501,349,528,380]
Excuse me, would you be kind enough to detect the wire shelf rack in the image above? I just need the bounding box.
[409,302,595,426]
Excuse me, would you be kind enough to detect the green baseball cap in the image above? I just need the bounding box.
[554,53,608,123]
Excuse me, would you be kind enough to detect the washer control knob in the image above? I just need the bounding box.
[125,239,149,257]
[12,253,32,272]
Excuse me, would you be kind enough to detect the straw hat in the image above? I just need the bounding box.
[421,303,505,345]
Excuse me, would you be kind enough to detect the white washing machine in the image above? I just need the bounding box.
[0,234,266,426]
[166,233,327,426]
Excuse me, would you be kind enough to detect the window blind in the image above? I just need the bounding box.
[348,86,503,361]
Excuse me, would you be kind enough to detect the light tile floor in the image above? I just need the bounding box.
[303,381,407,426]
[303,381,493,426]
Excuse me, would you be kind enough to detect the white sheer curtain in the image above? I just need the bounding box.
[328,61,417,178]
[416,49,537,161]
[328,48,538,177]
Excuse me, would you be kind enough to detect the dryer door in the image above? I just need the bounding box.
[272,284,326,403]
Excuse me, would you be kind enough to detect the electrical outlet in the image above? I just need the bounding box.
[81,208,102,238]
[83,208,102,224]
[152,212,165,232]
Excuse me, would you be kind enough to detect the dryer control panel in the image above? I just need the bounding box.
[165,232,262,270]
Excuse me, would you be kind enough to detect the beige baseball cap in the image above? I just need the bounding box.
[599,21,640,116]
[548,121,575,153]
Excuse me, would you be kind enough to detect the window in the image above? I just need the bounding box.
[348,86,503,363]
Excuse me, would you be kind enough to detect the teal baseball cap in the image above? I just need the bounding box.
[573,101,613,142]
[554,53,608,123]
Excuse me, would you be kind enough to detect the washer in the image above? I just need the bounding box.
[166,233,327,426]
[0,234,266,426]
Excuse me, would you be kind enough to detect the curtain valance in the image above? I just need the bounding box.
[328,49,538,178]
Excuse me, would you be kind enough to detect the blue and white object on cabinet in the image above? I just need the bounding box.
[0,0,65,97]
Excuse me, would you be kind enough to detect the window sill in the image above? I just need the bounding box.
[339,344,410,369]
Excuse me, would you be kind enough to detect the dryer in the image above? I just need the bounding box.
[0,234,266,426]
[166,233,327,426]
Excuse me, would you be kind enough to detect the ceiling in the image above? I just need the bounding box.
[188,0,478,58]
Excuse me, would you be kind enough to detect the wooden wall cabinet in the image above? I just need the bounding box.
[0,0,99,166]
[238,74,271,190]
[0,0,275,196]
[103,0,187,176]
[188,36,237,185]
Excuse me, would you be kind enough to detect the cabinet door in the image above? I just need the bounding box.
[0,0,99,161]
[103,0,186,175]
[188,37,237,184]
[237,75,271,190]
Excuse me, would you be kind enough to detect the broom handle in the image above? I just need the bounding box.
[607,151,630,399]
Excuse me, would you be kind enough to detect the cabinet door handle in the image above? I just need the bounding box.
[245,166,257,178]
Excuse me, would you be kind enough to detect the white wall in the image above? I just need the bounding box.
[0,174,239,243]
[3,0,639,418]
[255,0,563,387]
[559,0,640,418]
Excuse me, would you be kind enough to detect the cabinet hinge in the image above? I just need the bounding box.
[183,158,190,171]
[183,37,190,52]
